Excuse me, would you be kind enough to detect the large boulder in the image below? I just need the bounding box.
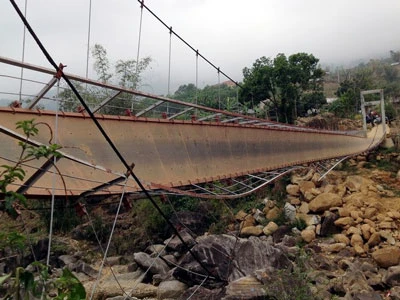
[157,280,187,299]
[165,229,196,252]
[224,276,267,299]
[345,175,374,193]
[383,266,400,287]
[308,193,342,213]
[172,235,291,287]
[319,211,340,236]
[240,226,263,237]
[286,184,299,196]
[372,246,400,268]
[133,252,170,275]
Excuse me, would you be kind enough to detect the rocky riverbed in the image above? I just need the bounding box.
[37,149,399,300]
[2,136,400,299]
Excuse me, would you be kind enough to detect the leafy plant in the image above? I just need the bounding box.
[0,263,86,299]
[0,119,62,218]
[0,120,85,299]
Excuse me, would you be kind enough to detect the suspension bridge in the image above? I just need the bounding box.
[0,1,392,299]
[0,0,388,200]
[0,55,386,200]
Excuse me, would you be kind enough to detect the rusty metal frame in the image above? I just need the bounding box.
[28,77,58,109]
[168,107,194,119]
[92,91,122,113]
[0,55,297,127]
[198,113,221,121]
[136,100,164,117]
[79,176,128,198]
[16,156,58,194]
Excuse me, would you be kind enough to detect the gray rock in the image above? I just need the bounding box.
[157,280,188,299]
[284,203,296,222]
[162,254,178,267]
[164,229,196,252]
[133,252,170,275]
[320,211,340,236]
[146,244,166,256]
[58,254,78,267]
[70,261,98,277]
[179,286,224,300]
[390,286,400,300]
[105,256,122,266]
[223,276,267,299]
[272,225,292,243]
[384,265,400,287]
[127,261,138,272]
[173,235,291,288]
[351,292,383,300]
[114,271,145,282]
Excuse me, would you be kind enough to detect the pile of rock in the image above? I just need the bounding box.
[42,155,400,299]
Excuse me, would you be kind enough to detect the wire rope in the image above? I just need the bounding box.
[18,0,27,102]
[45,78,60,267]
[84,206,132,299]
[136,0,242,89]
[85,0,92,80]
[166,26,172,116]
[123,238,172,300]
[131,1,144,111]
[195,50,199,107]
[218,68,221,110]
[186,275,209,300]
[89,177,129,300]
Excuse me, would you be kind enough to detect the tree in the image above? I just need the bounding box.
[390,50,400,63]
[115,57,152,90]
[239,53,325,123]
[59,45,152,115]
[330,65,374,118]
[92,44,112,83]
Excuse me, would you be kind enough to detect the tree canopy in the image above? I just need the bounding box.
[59,44,152,115]
[239,53,325,123]
[329,51,400,118]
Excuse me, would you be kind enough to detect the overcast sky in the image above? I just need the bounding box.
[1,0,399,96]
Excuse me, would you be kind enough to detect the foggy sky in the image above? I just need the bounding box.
[0,0,399,96]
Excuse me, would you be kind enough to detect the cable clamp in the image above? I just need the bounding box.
[55,63,66,79]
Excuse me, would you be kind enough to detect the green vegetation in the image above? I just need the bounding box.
[328,50,400,119]
[262,250,316,300]
[58,43,152,115]
[0,263,85,300]
[0,119,62,218]
[239,53,326,123]
[0,120,85,299]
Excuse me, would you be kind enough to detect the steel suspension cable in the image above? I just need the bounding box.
[167,27,172,96]
[218,68,221,110]
[167,26,172,115]
[18,0,27,102]
[85,0,92,80]
[46,78,60,267]
[9,0,218,283]
[195,50,199,107]
[131,1,144,111]
[136,0,242,89]
[90,177,128,300]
